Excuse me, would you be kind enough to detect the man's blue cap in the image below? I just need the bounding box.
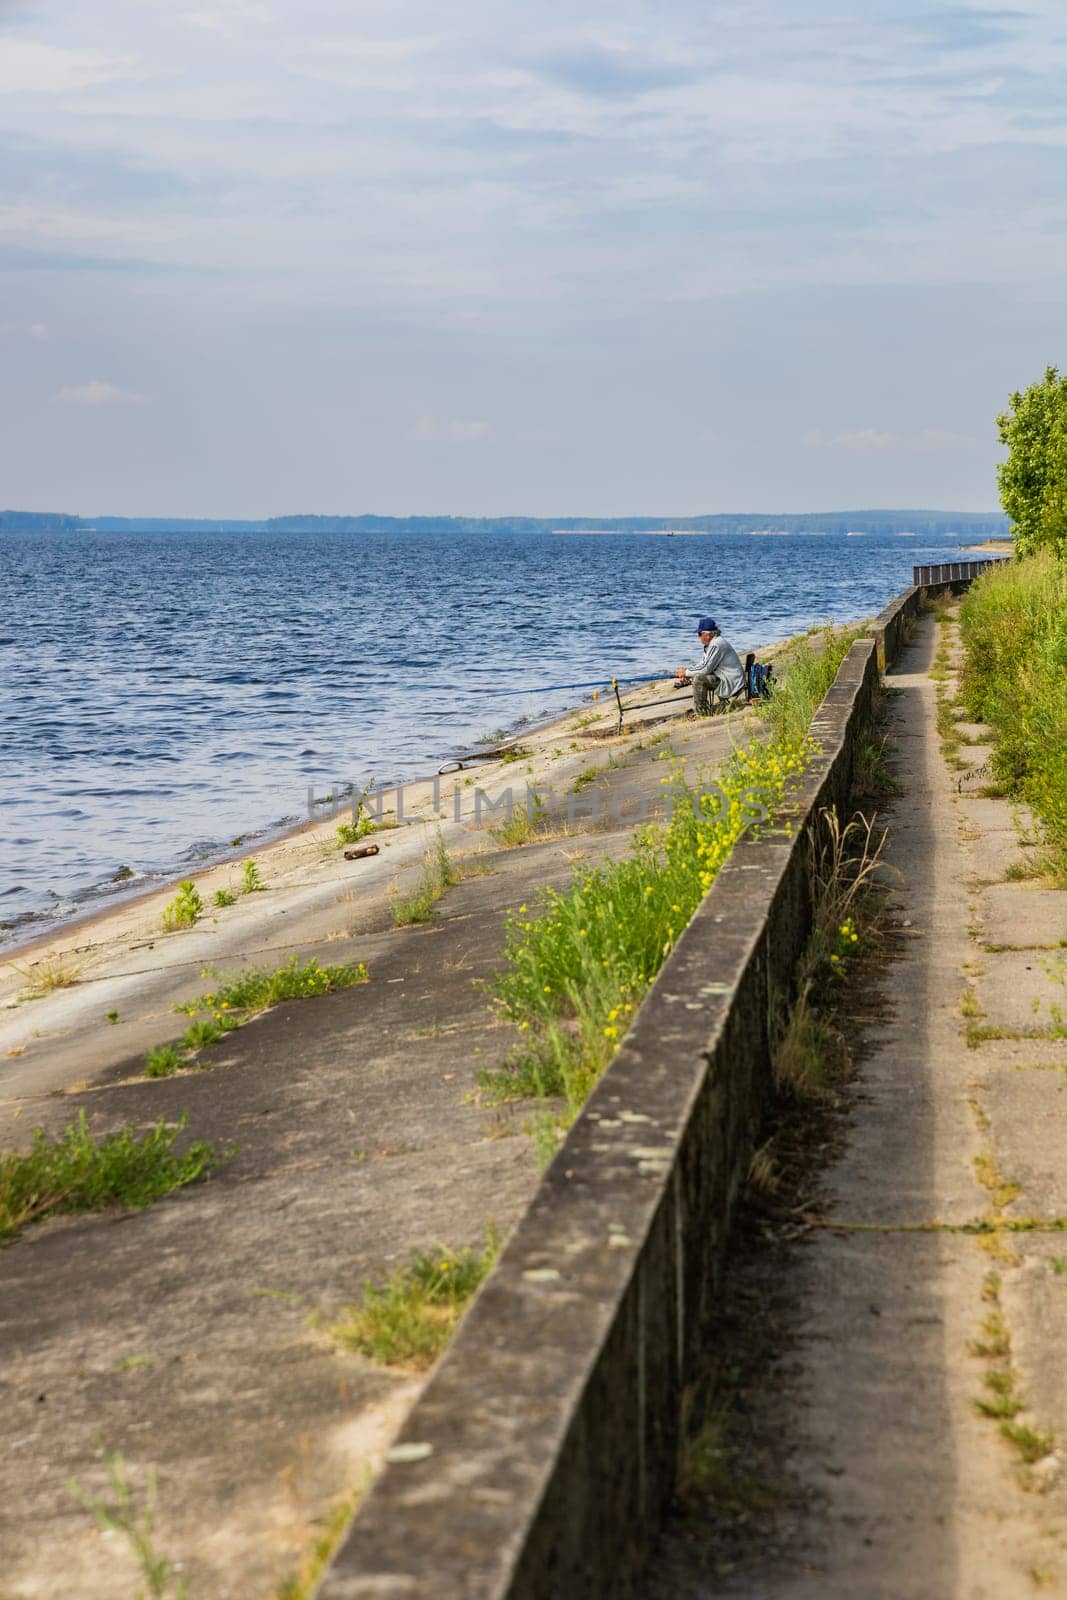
[696,616,717,634]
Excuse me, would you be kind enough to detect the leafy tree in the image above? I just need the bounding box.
[997,366,1067,557]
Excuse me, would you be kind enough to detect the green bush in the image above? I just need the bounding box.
[960,554,1067,874]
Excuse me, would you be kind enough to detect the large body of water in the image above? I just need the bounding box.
[1,527,972,948]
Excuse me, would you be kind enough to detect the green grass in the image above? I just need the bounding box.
[1000,1419,1055,1463]
[0,1110,217,1245]
[489,796,547,848]
[144,957,370,1076]
[331,1230,499,1370]
[974,1367,1022,1420]
[854,729,900,797]
[71,1448,187,1599]
[480,627,861,1124]
[336,803,399,846]
[571,766,600,793]
[241,859,265,893]
[192,955,368,1014]
[181,1015,240,1050]
[144,1043,186,1078]
[213,888,237,907]
[969,1309,1011,1359]
[772,812,886,1100]
[160,881,202,932]
[392,834,458,926]
[960,553,1067,877]
[272,1486,364,1600]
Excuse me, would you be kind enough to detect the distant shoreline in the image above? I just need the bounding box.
[1,508,1012,540]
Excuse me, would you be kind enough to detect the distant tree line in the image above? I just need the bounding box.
[997,367,1067,557]
[0,510,80,534]
[0,508,1009,537]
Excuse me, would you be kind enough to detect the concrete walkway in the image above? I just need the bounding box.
[647,610,1067,1598]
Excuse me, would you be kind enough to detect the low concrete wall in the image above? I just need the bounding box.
[316,586,939,1600]
[870,582,922,673]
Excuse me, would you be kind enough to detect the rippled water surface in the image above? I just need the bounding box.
[1,527,965,945]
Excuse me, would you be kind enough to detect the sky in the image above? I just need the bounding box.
[1,0,1065,517]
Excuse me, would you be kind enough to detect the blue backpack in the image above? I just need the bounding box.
[745,654,774,701]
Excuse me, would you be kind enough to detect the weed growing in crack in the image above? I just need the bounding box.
[773,809,889,1101]
[0,1111,218,1244]
[392,833,458,926]
[331,1228,500,1370]
[71,1448,187,1599]
[143,958,369,1077]
[241,859,265,893]
[161,881,203,932]
[10,955,83,997]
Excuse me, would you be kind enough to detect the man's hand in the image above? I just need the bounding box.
[676,667,690,685]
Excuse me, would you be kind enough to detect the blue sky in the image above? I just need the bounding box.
[1,0,1065,516]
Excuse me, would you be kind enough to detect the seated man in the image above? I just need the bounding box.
[677,616,746,716]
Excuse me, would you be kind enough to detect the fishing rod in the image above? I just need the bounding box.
[434,672,695,772]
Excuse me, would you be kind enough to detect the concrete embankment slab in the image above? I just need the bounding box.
[975,950,1067,1035]
[979,885,1067,950]
[0,705,745,1599]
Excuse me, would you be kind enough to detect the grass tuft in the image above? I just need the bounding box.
[71,1447,187,1599]
[772,810,887,1100]
[974,1367,1022,1420]
[192,956,369,1016]
[10,955,83,996]
[145,957,369,1076]
[0,1110,217,1245]
[241,859,265,893]
[331,1229,499,1370]
[144,1044,186,1079]
[161,881,202,932]
[392,834,458,926]
[490,793,546,849]
[272,1484,364,1600]
[1000,1419,1056,1464]
[336,803,398,846]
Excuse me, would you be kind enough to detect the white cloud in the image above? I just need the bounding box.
[28,322,48,340]
[55,379,145,406]
[411,417,489,442]
[449,419,489,442]
[0,38,133,95]
[805,425,973,454]
[829,428,899,453]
